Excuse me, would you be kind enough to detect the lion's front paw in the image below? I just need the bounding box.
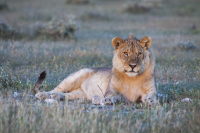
[35,92,50,101]
[92,95,103,105]
[49,92,65,101]
[101,97,114,106]
[92,96,114,106]
[144,96,157,106]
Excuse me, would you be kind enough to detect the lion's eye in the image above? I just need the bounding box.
[138,52,142,56]
[124,52,128,56]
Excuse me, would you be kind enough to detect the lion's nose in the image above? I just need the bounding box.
[129,64,137,69]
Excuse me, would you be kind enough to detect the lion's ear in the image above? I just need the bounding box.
[140,36,151,50]
[112,37,124,49]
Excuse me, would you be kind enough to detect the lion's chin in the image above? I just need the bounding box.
[125,72,138,77]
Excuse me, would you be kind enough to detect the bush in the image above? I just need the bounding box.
[66,0,90,4]
[0,2,8,11]
[80,11,110,21]
[177,41,197,51]
[123,2,151,14]
[35,18,77,39]
[0,22,21,39]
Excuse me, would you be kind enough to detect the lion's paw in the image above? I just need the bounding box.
[100,97,114,106]
[92,95,102,105]
[49,92,65,101]
[35,92,50,101]
[92,96,114,106]
[144,96,157,106]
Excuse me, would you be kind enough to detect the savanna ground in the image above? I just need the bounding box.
[0,0,200,132]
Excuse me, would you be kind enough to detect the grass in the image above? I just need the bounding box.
[1,96,200,133]
[0,0,200,132]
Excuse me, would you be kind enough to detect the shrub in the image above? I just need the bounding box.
[123,2,151,14]
[66,0,90,4]
[177,41,197,51]
[0,22,21,39]
[35,18,77,39]
[0,2,8,11]
[80,11,110,21]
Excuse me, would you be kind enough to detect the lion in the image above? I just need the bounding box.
[34,34,157,105]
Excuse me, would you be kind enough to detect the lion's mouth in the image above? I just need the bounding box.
[125,71,138,77]
[124,70,137,73]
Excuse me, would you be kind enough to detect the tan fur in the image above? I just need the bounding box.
[35,34,156,104]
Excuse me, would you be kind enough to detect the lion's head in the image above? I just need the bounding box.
[112,34,154,77]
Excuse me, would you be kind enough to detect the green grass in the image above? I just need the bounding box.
[0,0,200,132]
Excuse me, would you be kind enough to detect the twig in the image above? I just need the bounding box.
[97,85,104,98]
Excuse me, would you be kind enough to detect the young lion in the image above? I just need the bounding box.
[34,34,156,105]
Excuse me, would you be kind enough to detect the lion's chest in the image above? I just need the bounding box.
[113,78,146,102]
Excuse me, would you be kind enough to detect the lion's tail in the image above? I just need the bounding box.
[33,71,46,94]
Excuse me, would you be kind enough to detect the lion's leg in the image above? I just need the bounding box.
[141,89,157,105]
[52,68,95,93]
[50,89,86,100]
[93,83,119,105]
[65,89,86,99]
[35,68,95,100]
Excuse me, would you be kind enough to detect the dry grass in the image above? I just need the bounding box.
[0,0,200,132]
[1,94,200,133]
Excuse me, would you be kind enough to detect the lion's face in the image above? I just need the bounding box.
[112,35,152,77]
